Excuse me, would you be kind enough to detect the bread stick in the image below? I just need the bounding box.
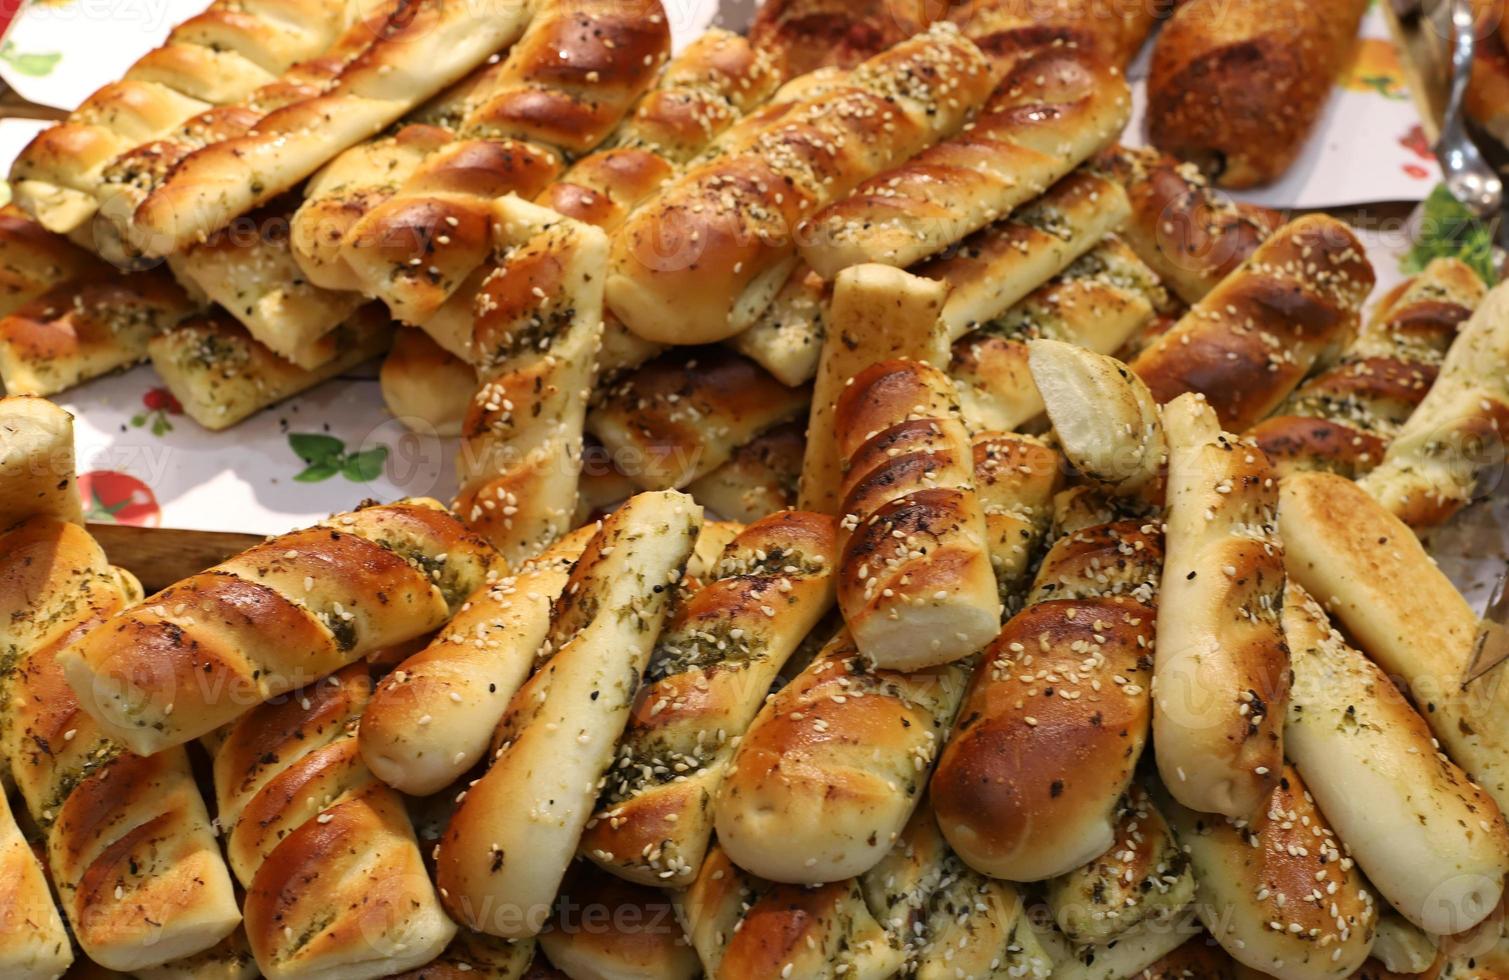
[579,511,836,887]
[684,421,804,523]
[437,491,701,938]
[949,0,1160,70]
[379,327,476,437]
[0,787,72,979]
[1034,908,1202,980]
[726,266,826,387]
[0,206,96,316]
[0,395,83,528]
[540,867,698,980]
[971,431,1063,604]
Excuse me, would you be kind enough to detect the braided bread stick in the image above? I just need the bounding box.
[1358,277,1509,527]
[455,198,608,562]
[0,207,95,316]
[0,786,71,979]
[579,510,836,887]
[1130,215,1374,431]
[1156,767,1378,978]
[799,46,1130,276]
[677,844,902,980]
[1155,393,1288,818]
[1104,147,1282,305]
[607,25,994,345]
[726,265,826,386]
[437,491,701,938]
[2,517,240,970]
[1252,258,1485,478]
[0,265,198,397]
[59,498,501,756]
[1281,584,1509,935]
[360,525,595,796]
[149,308,393,431]
[971,431,1063,605]
[215,665,456,978]
[685,421,805,523]
[713,629,971,883]
[0,395,83,527]
[950,240,1166,434]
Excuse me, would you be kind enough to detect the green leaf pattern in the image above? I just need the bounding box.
[1403,184,1500,285]
[0,41,60,76]
[288,432,389,484]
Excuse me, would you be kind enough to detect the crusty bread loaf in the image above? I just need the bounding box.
[1130,215,1375,431]
[607,25,994,345]
[0,396,83,528]
[1154,393,1287,818]
[677,844,902,980]
[59,498,502,755]
[587,347,809,492]
[359,526,594,796]
[149,308,393,430]
[1157,767,1378,979]
[1045,785,1196,945]
[713,630,970,884]
[1104,147,1282,305]
[0,206,96,317]
[799,47,1130,276]
[1253,258,1485,478]
[124,0,539,256]
[579,511,836,887]
[1281,583,1509,935]
[832,358,1002,669]
[437,491,701,938]
[1147,0,1369,188]
[0,788,72,979]
[380,327,476,437]
[455,198,609,562]
[0,266,197,397]
[799,264,951,514]
[539,866,698,980]
[216,665,456,979]
[949,236,1166,433]
[1359,277,1509,527]
[1279,470,1509,812]
[1,517,241,971]
[684,421,804,523]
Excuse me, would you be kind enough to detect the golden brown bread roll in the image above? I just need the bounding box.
[0,207,96,317]
[0,395,83,529]
[380,326,476,437]
[59,497,502,756]
[607,26,994,345]
[0,787,72,979]
[832,358,1002,670]
[1252,259,1485,479]
[214,665,456,979]
[1147,0,1370,188]
[799,46,1130,276]
[748,0,927,75]
[579,511,836,887]
[1154,393,1288,819]
[970,431,1063,604]
[437,492,701,938]
[713,630,971,884]
[1130,214,1375,432]
[684,421,805,523]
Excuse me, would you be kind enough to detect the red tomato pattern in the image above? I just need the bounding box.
[78,471,161,527]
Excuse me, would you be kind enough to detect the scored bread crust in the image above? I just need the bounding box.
[58,498,502,756]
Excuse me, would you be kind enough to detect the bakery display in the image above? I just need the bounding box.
[2,0,1508,977]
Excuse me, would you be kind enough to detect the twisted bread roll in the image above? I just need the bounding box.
[799,46,1130,276]
[359,525,594,796]
[800,264,950,514]
[1104,147,1282,305]
[684,421,804,523]
[1130,215,1375,432]
[1155,393,1288,818]
[1252,258,1485,478]
[607,25,994,344]
[1359,278,1509,528]
[726,265,826,386]
[970,431,1062,604]
[749,0,925,75]
[1157,767,1378,979]
[0,788,71,979]
[1281,584,1509,935]
[1035,908,1202,980]
[215,665,456,978]
[0,396,83,527]
[588,347,808,492]
[437,491,702,938]
[1279,471,1509,812]
[2,517,240,970]
[381,328,476,437]
[149,308,393,430]
[455,198,608,562]
[539,866,699,980]
[833,358,1001,670]
[1148,0,1369,188]
[677,844,902,980]
[0,207,95,316]
[950,236,1167,434]
[579,510,836,887]
[713,630,971,884]
[0,266,197,397]
[59,497,502,756]
[125,0,540,256]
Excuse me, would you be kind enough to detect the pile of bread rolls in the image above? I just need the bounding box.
[4,0,1509,978]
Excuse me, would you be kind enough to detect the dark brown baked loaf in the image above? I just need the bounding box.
[1147,0,1370,188]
